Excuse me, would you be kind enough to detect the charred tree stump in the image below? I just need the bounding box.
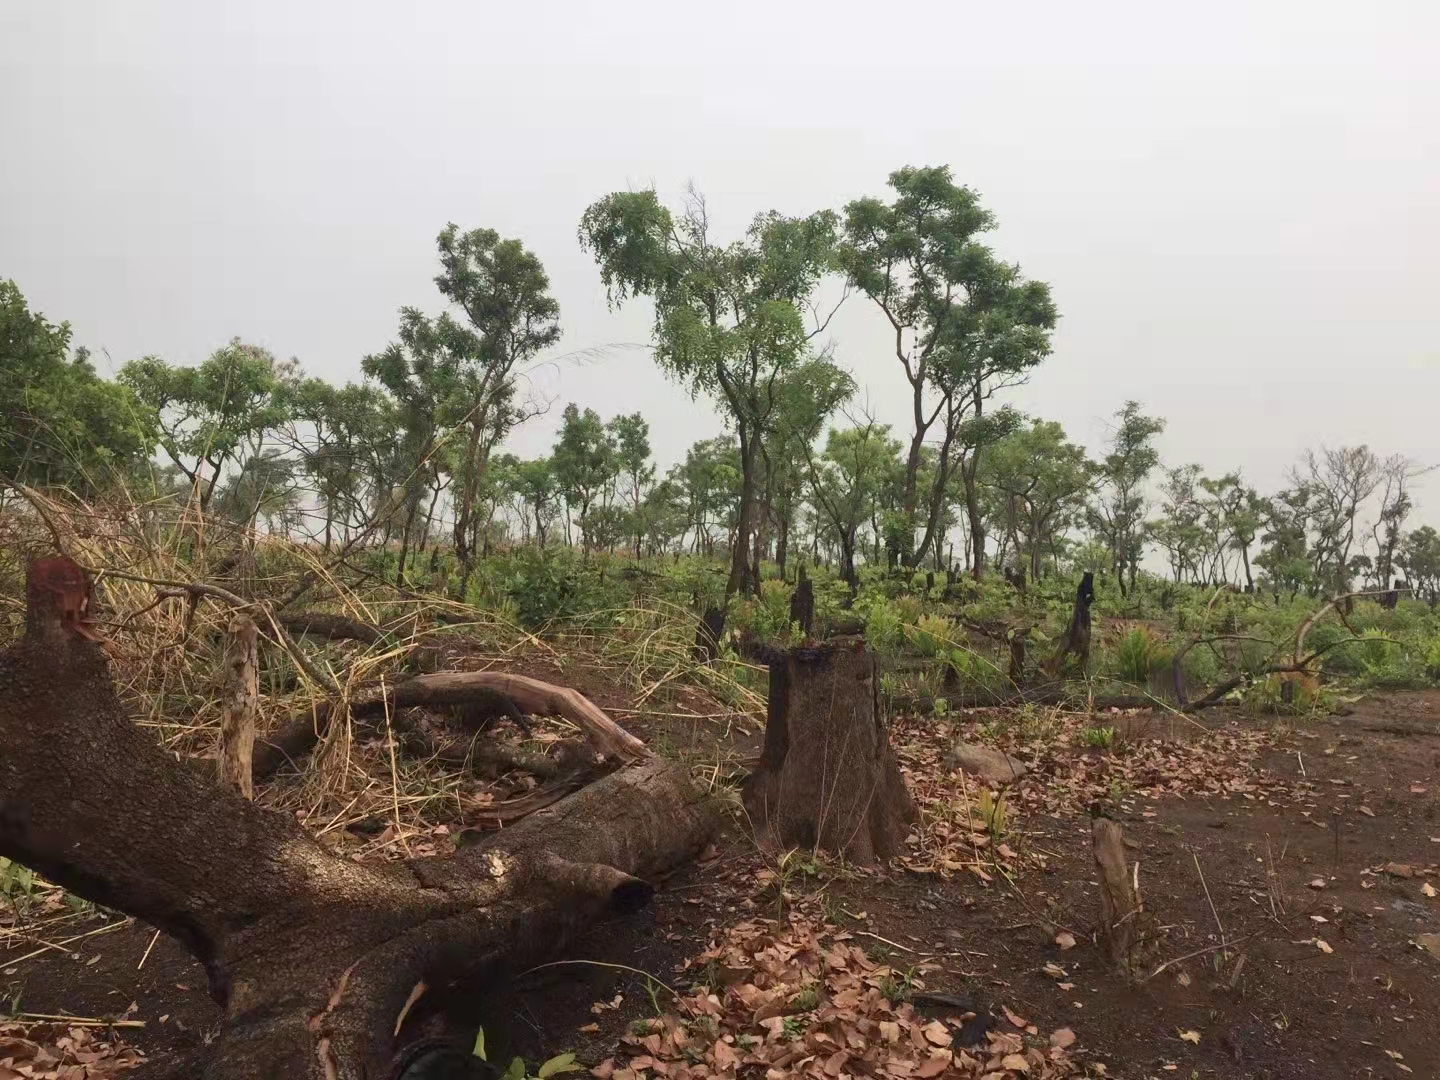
[742,641,916,864]
[1047,571,1095,675]
[0,558,716,1080]
[218,614,259,800]
[788,567,815,638]
[693,604,726,662]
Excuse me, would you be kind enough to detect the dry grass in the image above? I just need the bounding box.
[0,489,764,864]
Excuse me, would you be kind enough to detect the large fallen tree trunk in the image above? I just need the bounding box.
[0,559,714,1080]
[743,639,916,864]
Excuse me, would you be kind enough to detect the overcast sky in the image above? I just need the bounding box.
[2,0,1437,519]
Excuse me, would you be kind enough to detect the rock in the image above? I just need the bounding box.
[945,742,1028,785]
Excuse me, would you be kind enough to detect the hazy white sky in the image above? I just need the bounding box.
[2,0,1437,514]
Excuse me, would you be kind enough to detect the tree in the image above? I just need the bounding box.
[285,378,394,549]
[551,404,616,553]
[361,312,461,584]
[668,437,740,556]
[580,188,840,597]
[1398,525,1440,606]
[1088,401,1165,596]
[980,418,1095,581]
[1255,489,1314,600]
[807,421,903,590]
[757,359,854,578]
[510,457,560,548]
[432,225,561,587]
[0,280,156,493]
[839,166,1057,575]
[1291,446,1385,594]
[608,412,655,557]
[119,340,293,511]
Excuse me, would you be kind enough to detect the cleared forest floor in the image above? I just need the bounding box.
[3,661,1438,1080]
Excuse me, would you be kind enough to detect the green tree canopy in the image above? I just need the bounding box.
[1,280,155,493]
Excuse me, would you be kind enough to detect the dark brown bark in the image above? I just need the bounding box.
[0,563,715,1079]
[275,611,384,644]
[788,569,815,638]
[742,641,916,864]
[1047,572,1094,675]
[693,605,726,663]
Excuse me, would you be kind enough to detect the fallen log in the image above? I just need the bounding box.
[0,558,715,1080]
[254,670,648,782]
[275,610,385,644]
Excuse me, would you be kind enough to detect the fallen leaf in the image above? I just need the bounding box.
[1308,878,1326,889]
[1178,1029,1201,1044]
[1358,806,1376,817]
[914,1052,952,1078]
[1315,938,1334,954]
[1422,882,1437,898]
[1050,1027,1076,1049]
[1055,931,1077,951]
[1042,962,1067,979]
[1384,863,1415,879]
[921,1020,952,1048]
[1000,1052,1031,1072]
[1417,933,1440,960]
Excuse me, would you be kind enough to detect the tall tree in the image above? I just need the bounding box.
[432,225,561,586]
[120,340,294,511]
[1291,446,1384,595]
[1088,401,1165,596]
[0,280,156,493]
[361,312,462,584]
[839,166,1056,575]
[551,404,616,553]
[980,418,1095,581]
[284,378,394,549]
[608,412,655,557]
[510,457,560,548]
[807,421,903,590]
[580,188,840,597]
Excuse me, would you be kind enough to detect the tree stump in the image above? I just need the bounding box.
[218,614,259,800]
[1092,816,1143,980]
[1047,571,1094,675]
[742,641,916,864]
[788,568,815,638]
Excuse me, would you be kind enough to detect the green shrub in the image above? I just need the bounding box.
[1114,626,1160,684]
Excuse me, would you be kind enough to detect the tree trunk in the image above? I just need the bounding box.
[1047,572,1095,675]
[218,614,259,800]
[742,641,916,864]
[788,567,814,638]
[0,562,715,1080]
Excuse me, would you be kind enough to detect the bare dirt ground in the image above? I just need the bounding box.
[3,682,1437,1080]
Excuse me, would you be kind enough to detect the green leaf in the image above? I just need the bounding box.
[502,1057,528,1080]
[537,1052,581,1078]
[472,1026,486,1061]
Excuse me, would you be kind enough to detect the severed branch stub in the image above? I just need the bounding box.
[743,639,916,864]
[218,614,259,800]
[0,557,715,1080]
